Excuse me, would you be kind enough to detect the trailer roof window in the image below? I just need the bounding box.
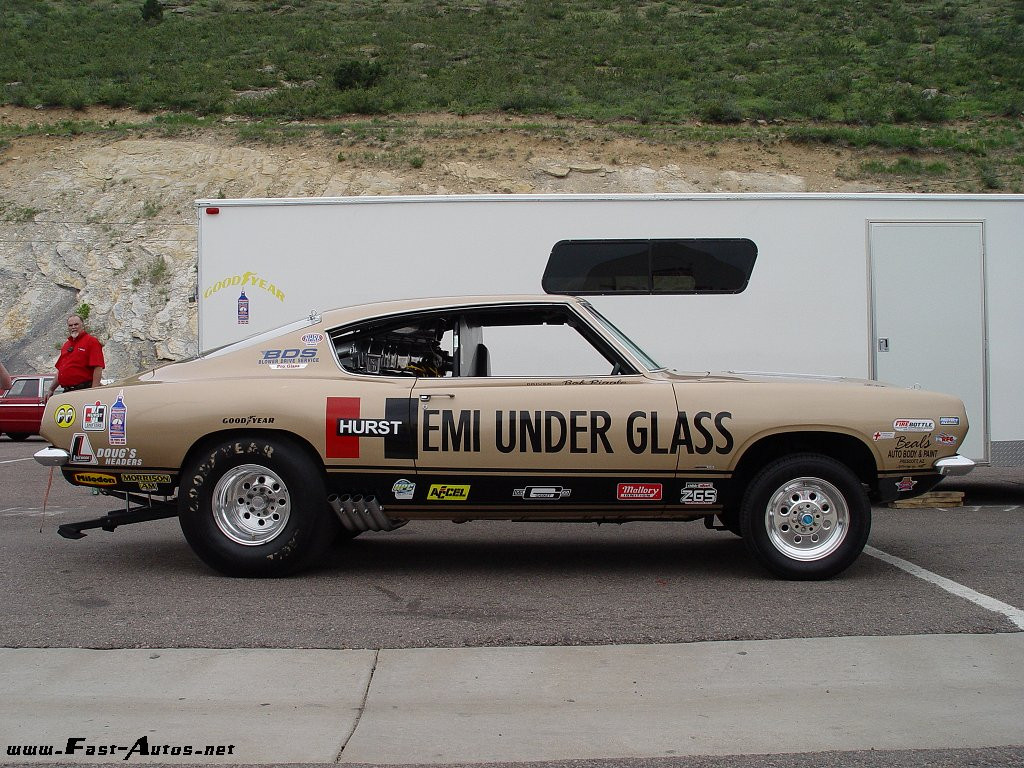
[543,238,757,295]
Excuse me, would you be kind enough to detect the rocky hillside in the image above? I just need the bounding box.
[1,106,922,379]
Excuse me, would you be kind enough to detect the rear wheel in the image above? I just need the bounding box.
[178,435,334,577]
[5,433,31,441]
[740,453,871,580]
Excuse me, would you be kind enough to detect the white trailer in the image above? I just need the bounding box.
[195,193,1024,467]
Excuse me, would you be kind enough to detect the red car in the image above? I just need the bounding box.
[1,375,55,440]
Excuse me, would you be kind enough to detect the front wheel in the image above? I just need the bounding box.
[740,454,871,580]
[178,435,334,577]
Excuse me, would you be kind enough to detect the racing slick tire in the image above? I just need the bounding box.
[179,435,335,577]
[739,453,871,580]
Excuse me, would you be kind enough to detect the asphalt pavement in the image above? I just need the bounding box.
[1,437,1022,766]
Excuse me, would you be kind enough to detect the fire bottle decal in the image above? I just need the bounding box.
[237,291,249,325]
[108,390,127,446]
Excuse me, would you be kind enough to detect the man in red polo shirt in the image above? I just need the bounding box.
[45,315,104,400]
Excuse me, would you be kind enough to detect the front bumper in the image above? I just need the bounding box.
[34,447,69,466]
[935,454,976,476]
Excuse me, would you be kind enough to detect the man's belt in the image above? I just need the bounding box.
[62,382,92,392]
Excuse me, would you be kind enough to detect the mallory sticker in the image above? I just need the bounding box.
[617,483,662,501]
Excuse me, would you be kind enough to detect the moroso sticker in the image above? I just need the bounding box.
[872,431,895,441]
[513,486,571,499]
[54,404,75,428]
[83,401,106,432]
[427,484,470,501]
[326,397,417,460]
[72,472,117,487]
[935,433,958,446]
[300,332,324,346]
[894,418,935,432]
[617,483,662,501]
[895,476,918,492]
[939,417,960,426]
[70,433,97,465]
[122,473,171,484]
[392,479,415,500]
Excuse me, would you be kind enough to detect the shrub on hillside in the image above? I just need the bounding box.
[333,60,385,91]
[141,0,163,22]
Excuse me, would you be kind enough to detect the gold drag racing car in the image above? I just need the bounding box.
[36,295,974,579]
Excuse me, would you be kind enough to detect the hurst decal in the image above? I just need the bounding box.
[423,408,734,456]
[325,397,417,459]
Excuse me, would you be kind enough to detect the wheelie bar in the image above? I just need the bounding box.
[56,491,178,540]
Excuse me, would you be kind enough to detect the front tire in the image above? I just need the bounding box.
[740,453,871,580]
[179,435,334,577]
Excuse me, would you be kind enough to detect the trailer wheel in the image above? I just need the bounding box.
[179,436,333,577]
[740,453,870,580]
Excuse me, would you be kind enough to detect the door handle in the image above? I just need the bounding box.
[877,338,889,352]
[419,393,455,402]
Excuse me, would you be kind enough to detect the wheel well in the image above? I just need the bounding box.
[179,429,325,487]
[727,432,877,505]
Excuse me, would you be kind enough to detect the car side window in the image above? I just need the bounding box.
[333,316,456,377]
[5,379,37,398]
[460,307,633,378]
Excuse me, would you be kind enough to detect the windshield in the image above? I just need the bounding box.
[578,301,663,371]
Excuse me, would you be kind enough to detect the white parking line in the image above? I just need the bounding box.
[0,457,33,464]
[865,545,1024,630]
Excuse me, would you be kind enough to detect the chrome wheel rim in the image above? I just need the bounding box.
[212,464,291,546]
[765,476,848,561]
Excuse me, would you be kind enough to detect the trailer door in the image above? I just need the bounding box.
[869,221,987,462]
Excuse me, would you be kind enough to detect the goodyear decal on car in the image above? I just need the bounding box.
[427,484,470,501]
[72,472,117,487]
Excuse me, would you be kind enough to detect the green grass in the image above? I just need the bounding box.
[1,1,1022,190]
[1,0,1021,123]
